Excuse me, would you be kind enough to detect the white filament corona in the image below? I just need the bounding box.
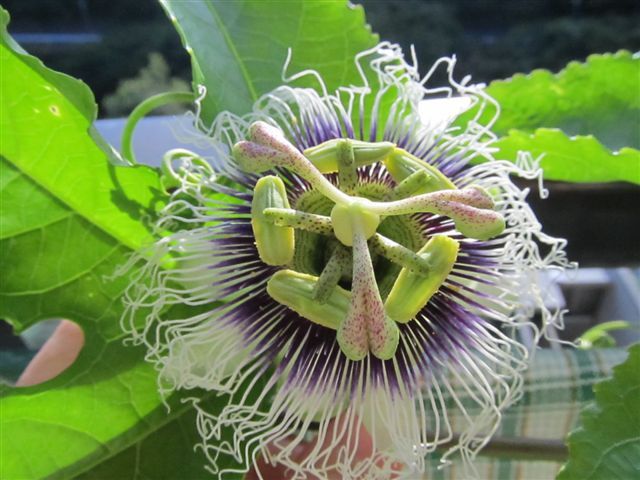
[121,42,572,479]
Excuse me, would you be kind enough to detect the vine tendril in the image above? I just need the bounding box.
[121,91,195,165]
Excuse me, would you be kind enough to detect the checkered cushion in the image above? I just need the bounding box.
[424,348,628,479]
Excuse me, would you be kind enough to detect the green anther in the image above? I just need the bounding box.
[251,176,295,266]
[370,234,431,275]
[267,270,350,330]
[304,139,396,173]
[384,235,460,323]
[263,208,334,236]
[391,169,432,199]
[313,245,351,303]
[384,148,456,193]
[336,139,358,193]
[331,200,380,246]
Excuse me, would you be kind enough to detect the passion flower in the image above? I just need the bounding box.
[122,43,570,478]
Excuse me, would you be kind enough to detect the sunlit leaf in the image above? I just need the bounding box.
[495,128,640,184]
[160,0,378,123]
[76,397,234,480]
[0,10,163,252]
[461,51,640,184]
[487,51,639,151]
[0,7,234,479]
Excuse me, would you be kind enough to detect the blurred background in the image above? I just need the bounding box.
[3,0,639,117]
[2,0,639,381]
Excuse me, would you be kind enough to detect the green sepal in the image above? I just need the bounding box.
[266,270,349,330]
[384,235,459,323]
[304,139,395,173]
[384,149,456,192]
[251,176,295,265]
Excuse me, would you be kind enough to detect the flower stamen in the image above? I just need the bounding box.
[266,270,348,330]
[384,148,457,192]
[389,169,432,199]
[385,235,460,323]
[336,139,358,193]
[234,121,505,360]
[369,234,432,275]
[251,175,295,266]
[303,138,395,173]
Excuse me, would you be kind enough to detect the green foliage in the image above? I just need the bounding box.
[467,52,640,184]
[557,343,640,479]
[495,129,640,184]
[160,0,378,123]
[76,396,242,480]
[0,7,237,479]
[487,51,640,150]
[1,11,164,251]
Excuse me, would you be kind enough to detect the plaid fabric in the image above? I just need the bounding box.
[423,348,628,480]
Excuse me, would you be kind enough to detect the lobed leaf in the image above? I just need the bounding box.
[495,128,640,184]
[0,7,232,479]
[557,343,640,479]
[486,51,640,150]
[459,51,640,184]
[160,0,378,123]
[1,8,164,253]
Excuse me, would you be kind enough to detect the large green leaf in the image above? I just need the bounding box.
[557,343,640,479]
[160,0,378,123]
[76,405,209,480]
[0,8,235,479]
[487,51,640,150]
[77,395,242,480]
[461,52,640,184]
[0,10,163,252]
[495,128,640,184]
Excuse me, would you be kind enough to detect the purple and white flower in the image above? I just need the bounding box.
[122,43,570,479]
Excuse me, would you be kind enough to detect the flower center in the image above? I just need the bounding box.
[233,121,505,361]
